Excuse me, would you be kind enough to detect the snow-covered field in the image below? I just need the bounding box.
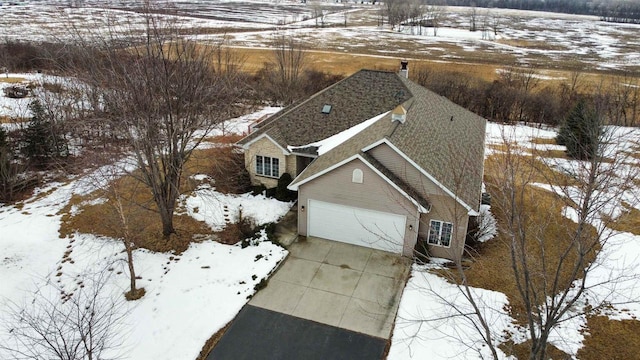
[1,1,639,72]
[389,123,640,359]
[0,108,292,360]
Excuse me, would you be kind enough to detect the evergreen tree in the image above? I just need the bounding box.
[557,100,602,160]
[22,100,67,169]
[1,126,18,201]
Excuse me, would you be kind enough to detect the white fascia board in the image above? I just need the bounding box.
[288,154,429,213]
[362,139,477,215]
[288,155,360,191]
[241,133,290,155]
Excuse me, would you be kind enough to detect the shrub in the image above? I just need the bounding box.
[251,184,266,196]
[275,173,296,201]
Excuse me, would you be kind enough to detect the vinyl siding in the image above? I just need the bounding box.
[419,196,469,260]
[369,142,469,260]
[368,143,439,197]
[298,158,419,257]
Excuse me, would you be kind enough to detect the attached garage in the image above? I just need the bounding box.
[307,199,406,253]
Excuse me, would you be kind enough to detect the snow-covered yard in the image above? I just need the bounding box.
[0,108,291,360]
[389,123,640,359]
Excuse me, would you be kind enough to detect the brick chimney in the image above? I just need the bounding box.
[399,60,409,79]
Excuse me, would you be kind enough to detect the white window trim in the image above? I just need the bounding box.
[256,155,280,178]
[427,219,453,248]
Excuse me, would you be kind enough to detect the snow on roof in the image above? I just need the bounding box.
[287,111,389,156]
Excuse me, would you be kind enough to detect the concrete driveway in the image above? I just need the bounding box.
[249,236,411,339]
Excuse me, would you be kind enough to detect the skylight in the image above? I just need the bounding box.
[321,104,332,114]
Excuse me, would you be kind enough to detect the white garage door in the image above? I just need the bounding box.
[307,199,406,253]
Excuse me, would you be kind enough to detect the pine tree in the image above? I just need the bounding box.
[22,100,67,169]
[557,100,602,160]
[1,126,17,201]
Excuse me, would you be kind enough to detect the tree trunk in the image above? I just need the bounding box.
[159,204,175,238]
[125,241,137,294]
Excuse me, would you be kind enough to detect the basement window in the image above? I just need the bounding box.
[321,104,332,114]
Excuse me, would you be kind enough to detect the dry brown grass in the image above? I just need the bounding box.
[532,148,567,159]
[495,39,568,52]
[464,184,598,323]
[607,203,640,236]
[59,145,248,253]
[59,179,212,253]
[500,340,571,360]
[577,316,640,360]
[531,137,557,145]
[484,153,577,187]
[234,47,501,80]
[0,76,26,83]
[0,115,28,124]
[195,321,233,360]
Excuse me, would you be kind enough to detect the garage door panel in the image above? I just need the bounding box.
[308,200,405,253]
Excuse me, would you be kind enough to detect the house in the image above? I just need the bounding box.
[236,63,486,261]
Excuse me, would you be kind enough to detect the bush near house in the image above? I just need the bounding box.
[275,173,296,202]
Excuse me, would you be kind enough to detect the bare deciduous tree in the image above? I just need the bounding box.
[486,123,639,359]
[398,120,639,359]
[57,8,244,239]
[1,269,127,360]
[261,34,307,106]
[469,5,478,32]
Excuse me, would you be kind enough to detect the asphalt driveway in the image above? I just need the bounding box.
[207,305,387,360]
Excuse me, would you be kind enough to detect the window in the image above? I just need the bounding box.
[256,155,279,177]
[321,104,332,114]
[352,168,363,183]
[427,220,453,247]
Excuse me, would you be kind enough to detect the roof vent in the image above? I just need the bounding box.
[391,105,407,124]
[321,104,332,114]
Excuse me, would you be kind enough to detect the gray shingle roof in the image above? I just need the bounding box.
[285,70,487,213]
[237,70,411,149]
[391,77,487,212]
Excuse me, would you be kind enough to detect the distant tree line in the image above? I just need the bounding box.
[412,65,640,127]
[438,0,640,24]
